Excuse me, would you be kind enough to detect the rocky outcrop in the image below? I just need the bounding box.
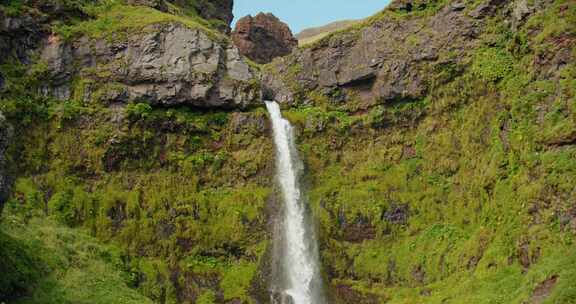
[0,112,11,213]
[0,10,46,65]
[263,1,487,105]
[41,23,261,108]
[232,13,298,64]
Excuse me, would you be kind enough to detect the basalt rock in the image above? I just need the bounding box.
[0,10,47,65]
[232,13,298,64]
[40,23,261,109]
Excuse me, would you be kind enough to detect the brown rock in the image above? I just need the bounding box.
[232,13,298,64]
[529,275,559,304]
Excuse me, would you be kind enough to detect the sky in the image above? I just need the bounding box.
[232,0,393,34]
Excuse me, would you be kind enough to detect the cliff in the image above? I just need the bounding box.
[0,1,270,302]
[0,0,575,303]
[262,0,576,302]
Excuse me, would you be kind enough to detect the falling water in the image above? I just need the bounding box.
[265,101,325,304]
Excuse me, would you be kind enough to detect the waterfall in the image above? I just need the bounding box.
[265,101,325,304]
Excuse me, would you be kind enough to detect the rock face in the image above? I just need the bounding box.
[263,0,513,105]
[232,13,298,64]
[0,10,46,65]
[41,23,261,108]
[0,112,11,213]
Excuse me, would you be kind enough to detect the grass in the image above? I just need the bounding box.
[54,1,226,43]
[0,202,153,304]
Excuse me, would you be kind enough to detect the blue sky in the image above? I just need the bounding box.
[232,0,392,34]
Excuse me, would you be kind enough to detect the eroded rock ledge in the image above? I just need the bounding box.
[41,23,262,109]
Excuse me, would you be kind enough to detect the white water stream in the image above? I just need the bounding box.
[265,101,325,304]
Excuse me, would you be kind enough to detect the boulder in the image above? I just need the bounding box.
[232,13,298,64]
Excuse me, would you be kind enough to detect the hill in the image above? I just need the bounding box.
[296,19,361,45]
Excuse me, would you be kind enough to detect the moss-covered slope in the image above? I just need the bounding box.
[266,0,576,303]
[1,0,273,303]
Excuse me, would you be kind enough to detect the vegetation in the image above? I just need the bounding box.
[275,1,576,302]
[1,0,575,303]
[53,1,226,42]
[0,200,154,303]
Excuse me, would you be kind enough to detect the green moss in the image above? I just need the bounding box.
[471,48,515,82]
[220,262,259,301]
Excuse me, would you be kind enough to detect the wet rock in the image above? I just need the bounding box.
[270,291,295,304]
[232,13,298,64]
[334,283,381,304]
[41,23,261,109]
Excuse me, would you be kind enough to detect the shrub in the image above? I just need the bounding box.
[125,103,153,120]
[472,48,514,82]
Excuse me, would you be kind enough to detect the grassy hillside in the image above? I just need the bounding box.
[296,20,361,46]
[0,0,271,303]
[275,0,576,302]
[0,200,154,304]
